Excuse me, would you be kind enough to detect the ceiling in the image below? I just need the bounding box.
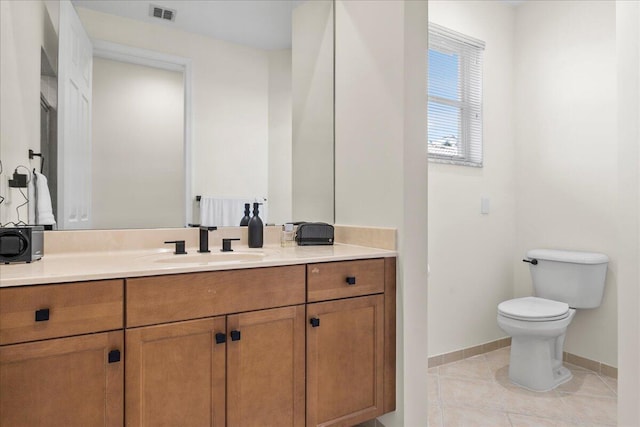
[72,0,301,50]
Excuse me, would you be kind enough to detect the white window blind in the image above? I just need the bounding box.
[428,23,485,167]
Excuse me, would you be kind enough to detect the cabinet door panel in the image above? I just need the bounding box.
[0,331,123,427]
[125,317,226,427]
[227,305,305,427]
[307,295,384,427]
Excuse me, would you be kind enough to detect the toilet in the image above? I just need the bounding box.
[497,249,609,392]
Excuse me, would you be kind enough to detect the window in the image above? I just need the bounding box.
[428,23,485,167]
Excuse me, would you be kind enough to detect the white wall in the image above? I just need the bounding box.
[616,1,640,424]
[91,58,184,229]
[267,49,292,225]
[0,0,58,225]
[335,1,429,425]
[427,0,517,357]
[77,7,270,209]
[514,0,618,367]
[292,0,334,223]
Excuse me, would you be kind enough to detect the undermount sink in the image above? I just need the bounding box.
[154,251,265,265]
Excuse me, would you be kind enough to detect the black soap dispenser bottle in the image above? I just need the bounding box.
[247,202,263,248]
[240,203,251,226]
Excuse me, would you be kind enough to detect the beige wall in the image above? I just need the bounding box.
[292,0,334,223]
[428,1,622,369]
[91,58,184,229]
[0,0,57,225]
[267,50,293,225]
[427,0,517,357]
[616,1,640,424]
[77,7,270,212]
[514,1,618,367]
[335,1,429,425]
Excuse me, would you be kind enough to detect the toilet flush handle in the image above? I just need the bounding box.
[522,258,538,265]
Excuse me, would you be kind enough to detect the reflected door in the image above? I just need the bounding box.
[58,0,92,229]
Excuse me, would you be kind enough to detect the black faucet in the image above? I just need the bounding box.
[165,240,187,255]
[198,226,217,253]
[221,238,241,252]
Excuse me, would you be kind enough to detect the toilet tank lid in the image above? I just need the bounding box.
[527,249,609,265]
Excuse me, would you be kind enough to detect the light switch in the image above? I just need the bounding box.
[481,197,490,214]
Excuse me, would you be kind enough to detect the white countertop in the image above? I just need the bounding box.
[0,244,396,287]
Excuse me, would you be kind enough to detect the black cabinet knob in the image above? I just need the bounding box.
[215,333,226,344]
[230,330,241,341]
[108,349,121,363]
[310,318,320,328]
[346,276,357,285]
[35,308,50,322]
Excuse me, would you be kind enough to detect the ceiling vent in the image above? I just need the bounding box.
[149,5,176,22]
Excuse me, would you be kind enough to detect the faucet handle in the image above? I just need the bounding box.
[221,238,241,252]
[165,240,187,255]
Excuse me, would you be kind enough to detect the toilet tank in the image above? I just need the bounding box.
[526,249,609,309]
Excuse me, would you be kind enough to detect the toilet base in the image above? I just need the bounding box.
[509,362,572,392]
[508,335,573,392]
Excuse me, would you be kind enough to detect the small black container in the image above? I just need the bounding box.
[240,203,251,226]
[247,202,263,248]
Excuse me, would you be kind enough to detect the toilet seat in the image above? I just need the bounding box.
[498,297,569,322]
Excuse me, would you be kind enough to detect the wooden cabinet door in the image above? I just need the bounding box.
[0,331,123,427]
[307,295,384,427]
[125,317,226,427]
[227,305,305,427]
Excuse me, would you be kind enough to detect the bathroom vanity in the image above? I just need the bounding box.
[0,243,396,427]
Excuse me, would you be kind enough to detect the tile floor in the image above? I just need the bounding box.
[428,346,618,427]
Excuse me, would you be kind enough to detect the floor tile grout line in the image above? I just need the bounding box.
[506,412,514,427]
[555,389,586,424]
[557,390,618,400]
[435,373,444,427]
[596,372,618,396]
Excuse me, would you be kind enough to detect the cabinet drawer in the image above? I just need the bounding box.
[307,259,385,302]
[0,280,124,345]
[126,265,306,327]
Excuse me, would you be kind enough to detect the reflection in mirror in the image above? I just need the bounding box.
[40,45,59,223]
[0,0,60,228]
[91,57,185,229]
[0,0,334,230]
[67,1,333,228]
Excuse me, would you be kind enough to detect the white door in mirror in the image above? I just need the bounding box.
[58,0,93,229]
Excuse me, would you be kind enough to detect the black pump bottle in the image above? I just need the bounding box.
[240,203,251,226]
[248,202,263,248]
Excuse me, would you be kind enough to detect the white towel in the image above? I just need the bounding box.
[32,172,56,226]
[199,197,267,227]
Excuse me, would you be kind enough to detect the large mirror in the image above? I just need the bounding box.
[0,0,334,230]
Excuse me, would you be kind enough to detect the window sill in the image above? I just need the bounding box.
[428,157,483,168]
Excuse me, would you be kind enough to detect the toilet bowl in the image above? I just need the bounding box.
[497,249,608,392]
[497,296,576,391]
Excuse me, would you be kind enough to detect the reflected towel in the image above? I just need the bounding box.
[199,197,267,227]
[33,172,56,225]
